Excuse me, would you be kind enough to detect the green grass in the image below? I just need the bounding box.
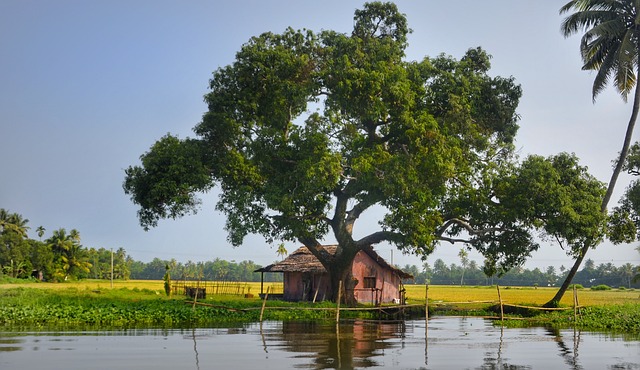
[1,281,638,332]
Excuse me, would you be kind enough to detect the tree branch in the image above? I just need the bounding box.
[355,230,403,247]
[298,236,334,266]
[437,236,473,244]
[438,217,509,237]
[345,197,377,226]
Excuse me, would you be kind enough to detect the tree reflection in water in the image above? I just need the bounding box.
[260,320,408,369]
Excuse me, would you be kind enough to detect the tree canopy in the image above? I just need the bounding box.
[124,2,607,301]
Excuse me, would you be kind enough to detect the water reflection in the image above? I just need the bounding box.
[261,320,409,368]
[0,338,23,352]
[0,318,638,370]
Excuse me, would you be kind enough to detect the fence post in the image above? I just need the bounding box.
[336,280,343,323]
[425,284,429,333]
[496,285,504,324]
[573,285,578,323]
[260,286,270,323]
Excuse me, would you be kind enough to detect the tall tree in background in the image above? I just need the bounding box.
[124,2,604,303]
[46,228,91,281]
[549,0,640,306]
[36,226,45,240]
[458,248,469,286]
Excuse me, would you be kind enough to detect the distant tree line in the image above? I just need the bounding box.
[401,258,639,289]
[1,208,636,287]
[128,257,281,282]
[0,208,280,282]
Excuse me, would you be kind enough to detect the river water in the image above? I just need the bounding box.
[0,317,638,369]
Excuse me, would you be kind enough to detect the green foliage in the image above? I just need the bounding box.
[611,142,640,243]
[0,287,248,328]
[591,284,612,291]
[46,228,91,282]
[123,135,213,230]
[493,153,606,261]
[0,209,33,278]
[123,2,608,298]
[532,303,640,332]
[0,287,348,329]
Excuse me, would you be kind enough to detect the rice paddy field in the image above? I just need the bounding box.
[0,279,638,331]
[1,279,637,307]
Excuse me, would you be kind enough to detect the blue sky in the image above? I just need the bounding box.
[1,0,638,270]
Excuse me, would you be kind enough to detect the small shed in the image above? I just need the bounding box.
[256,245,413,305]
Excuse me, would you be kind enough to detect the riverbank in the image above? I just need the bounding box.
[0,280,638,332]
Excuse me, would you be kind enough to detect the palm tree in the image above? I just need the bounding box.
[46,228,89,280]
[276,243,288,261]
[0,209,30,238]
[458,248,469,286]
[36,226,45,240]
[0,208,8,230]
[549,0,640,306]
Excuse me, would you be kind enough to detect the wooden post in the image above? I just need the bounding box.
[110,248,114,289]
[336,280,343,323]
[313,276,322,303]
[573,285,578,323]
[425,283,429,334]
[260,286,270,323]
[496,285,504,324]
[192,279,200,310]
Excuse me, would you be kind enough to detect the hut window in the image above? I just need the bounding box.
[363,277,376,289]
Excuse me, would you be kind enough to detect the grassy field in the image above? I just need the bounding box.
[2,279,638,307]
[0,279,638,331]
[405,284,640,307]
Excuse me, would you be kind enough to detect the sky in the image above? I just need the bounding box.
[1,0,638,271]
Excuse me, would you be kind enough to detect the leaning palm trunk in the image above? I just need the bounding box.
[546,78,640,307]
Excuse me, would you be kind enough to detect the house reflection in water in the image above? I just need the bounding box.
[262,320,410,369]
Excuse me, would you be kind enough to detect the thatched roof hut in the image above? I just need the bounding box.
[256,245,412,304]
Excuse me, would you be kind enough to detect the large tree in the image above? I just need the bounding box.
[549,0,640,306]
[124,2,604,303]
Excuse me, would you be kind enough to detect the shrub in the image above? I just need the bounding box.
[568,284,584,290]
[590,284,611,291]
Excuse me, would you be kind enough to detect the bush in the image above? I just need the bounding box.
[568,284,584,290]
[590,284,612,291]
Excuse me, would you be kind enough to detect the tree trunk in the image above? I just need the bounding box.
[328,265,357,306]
[302,239,360,305]
[545,76,640,307]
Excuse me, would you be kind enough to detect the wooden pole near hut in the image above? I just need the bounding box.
[313,276,322,303]
[260,286,270,323]
[336,280,343,323]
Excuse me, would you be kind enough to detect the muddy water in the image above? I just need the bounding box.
[0,317,638,369]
